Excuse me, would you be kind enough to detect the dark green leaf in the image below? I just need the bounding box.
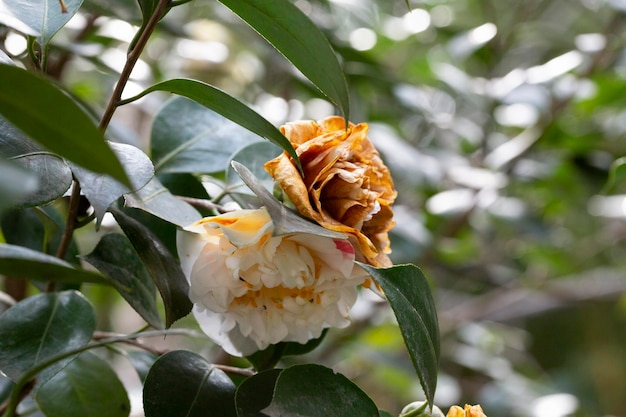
[245,330,327,372]
[127,351,157,383]
[358,263,440,408]
[226,141,281,199]
[112,209,192,327]
[1,207,81,269]
[143,350,237,417]
[36,351,130,417]
[0,243,106,284]
[82,233,162,329]
[0,116,72,207]
[121,79,301,173]
[263,364,378,417]
[12,154,72,207]
[217,0,350,120]
[0,290,96,382]
[0,159,39,213]
[124,177,201,227]
[379,411,394,417]
[0,65,130,186]
[137,0,158,20]
[151,96,260,174]
[0,0,84,45]
[231,161,345,239]
[158,173,210,200]
[245,345,286,373]
[72,142,154,226]
[0,373,14,405]
[235,369,281,417]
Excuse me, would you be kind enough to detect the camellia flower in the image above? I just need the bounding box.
[177,207,366,356]
[265,116,397,267]
[446,404,488,417]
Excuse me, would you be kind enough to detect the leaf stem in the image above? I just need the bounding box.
[98,0,171,131]
[0,329,252,417]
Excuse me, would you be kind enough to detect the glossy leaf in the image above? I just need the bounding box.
[0,116,72,207]
[226,141,281,197]
[82,233,162,329]
[124,176,202,227]
[143,350,237,417]
[0,159,39,213]
[263,364,379,417]
[127,351,157,383]
[122,79,301,172]
[1,207,81,269]
[235,369,281,417]
[358,263,440,408]
[112,209,192,327]
[0,290,96,382]
[36,351,130,417]
[231,161,346,239]
[0,64,130,186]
[217,0,350,120]
[0,0,83,45]
[151,96,260,174]
[0,243,106,284]
[72,142,154,226]
[245,330,327,372]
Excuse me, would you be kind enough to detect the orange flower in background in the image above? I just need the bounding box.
[446,404,488,417]
[265,116,397,267]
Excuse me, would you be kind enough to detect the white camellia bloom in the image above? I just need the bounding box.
[177,207,366,356]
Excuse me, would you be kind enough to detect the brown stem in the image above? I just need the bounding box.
[52,1,169,273]
[98,0,171,131]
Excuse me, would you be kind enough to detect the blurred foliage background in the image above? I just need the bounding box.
[2,0,626,416]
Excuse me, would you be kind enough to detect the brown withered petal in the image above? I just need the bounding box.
[264,116,397,267]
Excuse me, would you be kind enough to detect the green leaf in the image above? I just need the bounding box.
[217,0,350,120]
[121,79,301,173]
[1,116,72,207]
[1,207,81,269]
[0,159,39,213]
[112,209,192,327]
[82,233,162,329]
[36,351,130,417]
[231,161,346,239]
[151,96,260,174]
[226,141,281,199]
[235,369,281,417]
[358,263,440,408]
[143,350,237,417]
[245,330,327,372]
[0,243,106,284]
[127,351,157,383]
[263,364,379,417]
[602,156,626,194]
[124,177,202,227]
[0,290,96,382]
[0,0,84,46]
[72,142,154,227]
[0,64,130,186]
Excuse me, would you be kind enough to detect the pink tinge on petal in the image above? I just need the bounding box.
[334,239,355,256]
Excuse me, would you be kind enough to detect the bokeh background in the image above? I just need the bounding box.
[3,0,626,416]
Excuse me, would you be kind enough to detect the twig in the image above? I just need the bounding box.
[98,0,171,131]
[176,196,233,213]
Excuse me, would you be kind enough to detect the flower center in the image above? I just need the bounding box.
[231,285,322,311]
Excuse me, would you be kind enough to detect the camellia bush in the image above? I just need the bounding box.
[0,0,488,416]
